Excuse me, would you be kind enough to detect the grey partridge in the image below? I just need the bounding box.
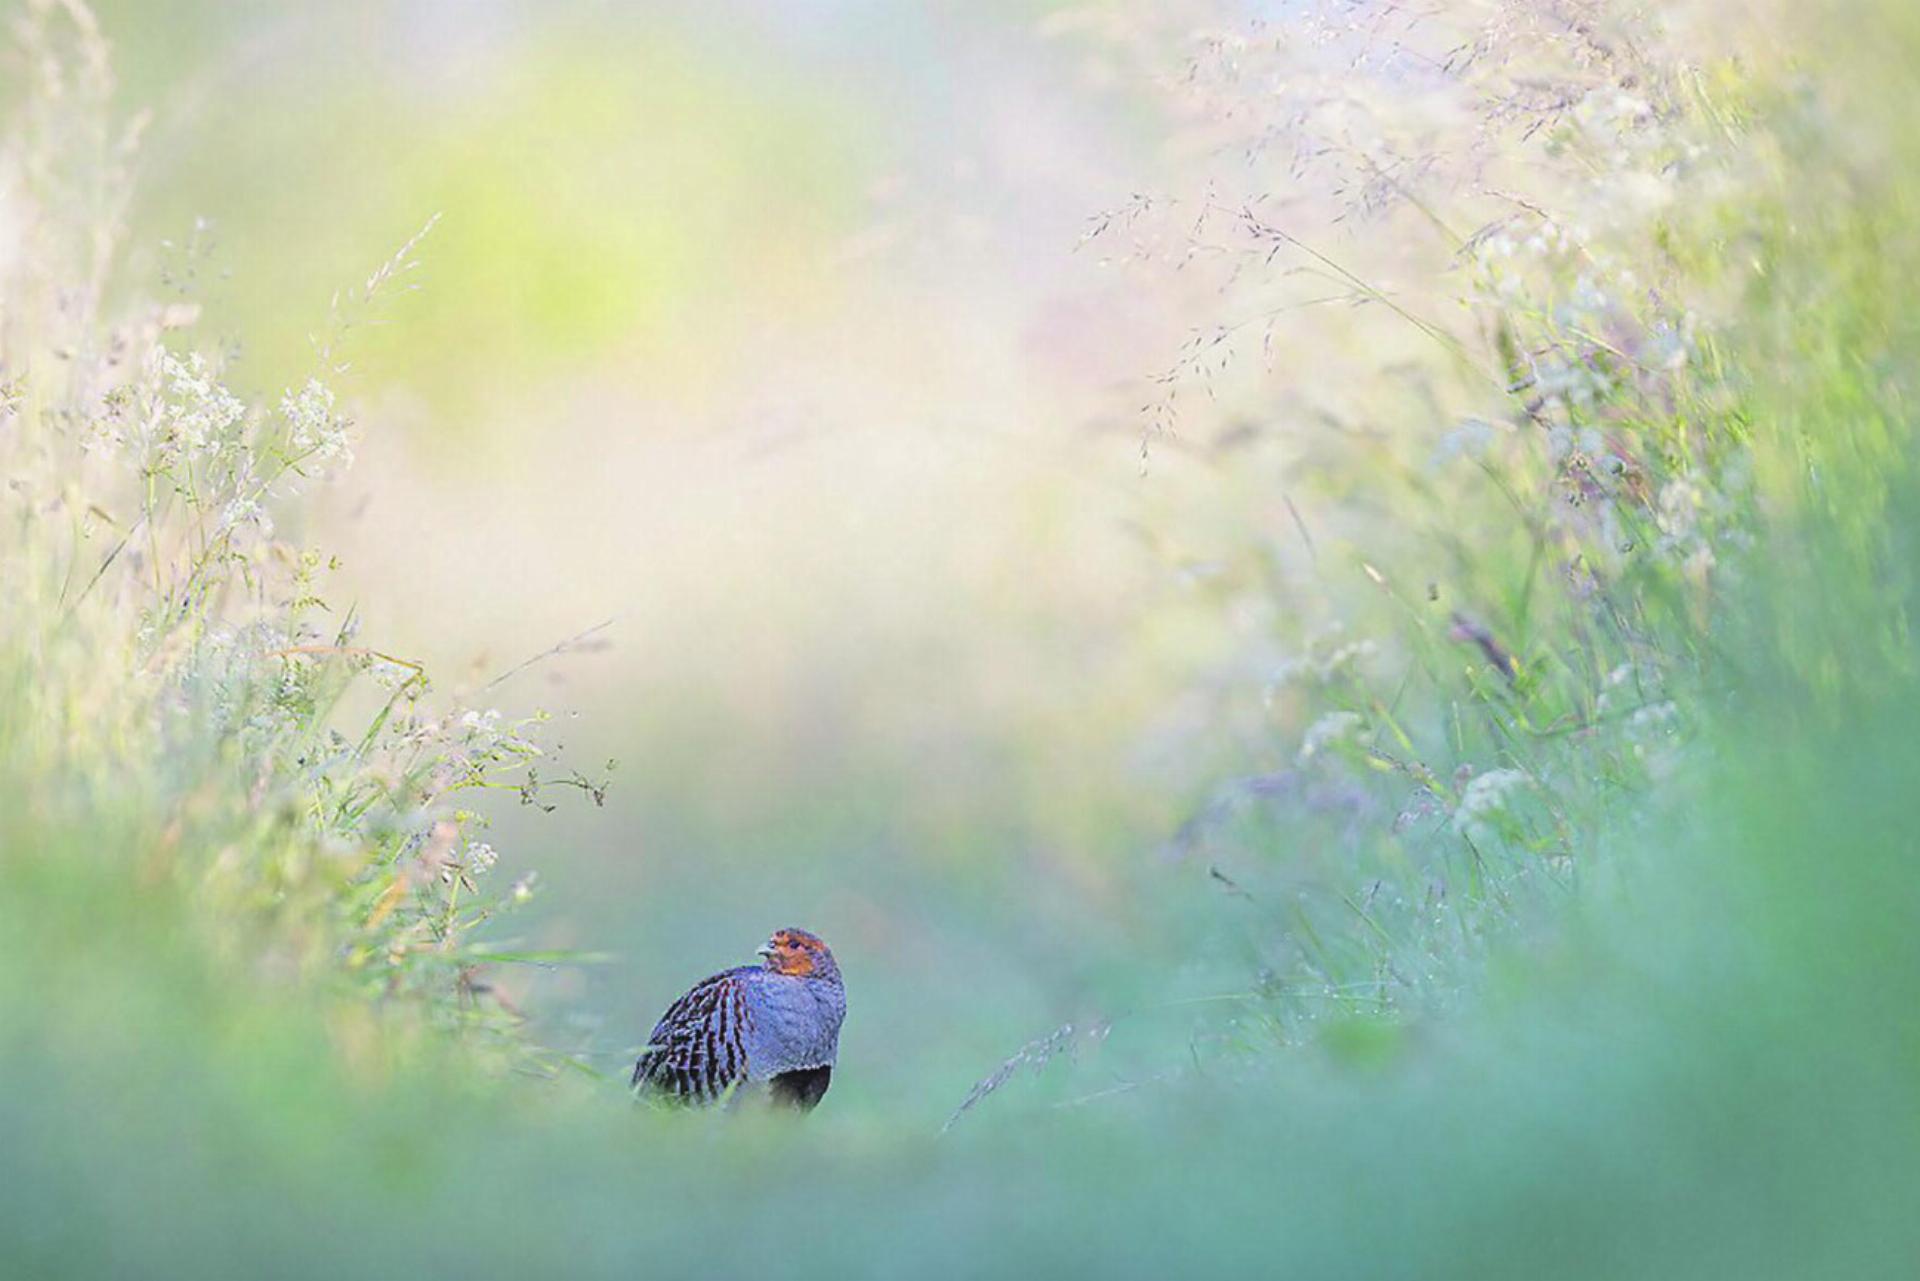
[631,927,846,1110]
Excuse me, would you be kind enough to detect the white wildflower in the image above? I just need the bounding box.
[218,495,272,537]
[369,658,417,691]
[1319,640,1377,678]
[1595,662,1646,715]
[1298,711,1365,763]
[1627,701,1680,736]
[458,708,503,748]
[281,378,352,468]
[1657,478,1702,538]
[152,349,246,463]
[1452,768,1532,841]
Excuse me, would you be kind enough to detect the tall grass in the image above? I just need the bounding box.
[0,0,602,1072]
[1005,0,1780,1076]
[3,0,1919,1275]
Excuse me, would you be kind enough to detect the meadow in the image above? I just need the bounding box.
[3,0,1918,1275]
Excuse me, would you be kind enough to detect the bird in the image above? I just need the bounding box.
[631,927,846,1111]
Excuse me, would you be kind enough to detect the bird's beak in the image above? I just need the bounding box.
[755,943,775,960]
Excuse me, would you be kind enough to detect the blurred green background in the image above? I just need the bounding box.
[75,0,1244,1119]
[6,0,1920,1275]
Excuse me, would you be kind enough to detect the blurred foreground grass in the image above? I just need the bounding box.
[5,567,1915,1276]
[4,0,1920,1275]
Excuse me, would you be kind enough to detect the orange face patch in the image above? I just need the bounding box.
[765,930,821,976]
[769,945,816,977]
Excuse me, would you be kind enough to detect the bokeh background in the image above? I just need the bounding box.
[91,0,1261,1117]
[9,1,1920,1275]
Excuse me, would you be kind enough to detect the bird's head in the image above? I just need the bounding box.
[757,927,838,980]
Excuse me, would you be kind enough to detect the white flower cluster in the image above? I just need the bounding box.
[368,657,419,692]
[433,706,543,767]
[463,841,498,876]
[91,349,353,525]
[1653,472,1732,582]
[281,378,353,469]
[1594,661,1652,714]
[1297,710,1366,763]
[457,708,505,749]
[159,620,307,744]
[219,495,272,538]
[1272,636,1379,692]
[1452,768,1532,842]
[1656,477,1702,539]
[1594,663,1685,776]
[145,349,247,470]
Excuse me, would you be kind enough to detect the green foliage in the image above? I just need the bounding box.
[3,0,1919,1275]
[1060,0,1763,1069]
[0,1,601,1068]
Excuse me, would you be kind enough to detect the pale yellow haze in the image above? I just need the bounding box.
[110,1,1429,895]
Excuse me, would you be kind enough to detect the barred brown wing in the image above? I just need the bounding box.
[631,967,754,1103]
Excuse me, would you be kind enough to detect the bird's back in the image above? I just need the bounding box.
[633,964,845,1108]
